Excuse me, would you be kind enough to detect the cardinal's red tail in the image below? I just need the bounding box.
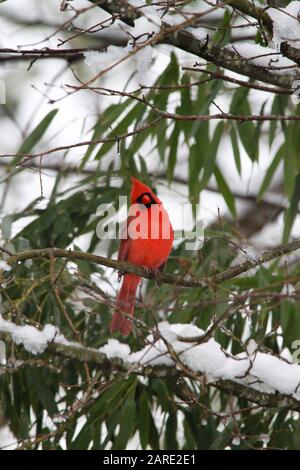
[110,274,141,336]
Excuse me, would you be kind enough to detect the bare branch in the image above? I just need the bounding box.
[5,239,300,288]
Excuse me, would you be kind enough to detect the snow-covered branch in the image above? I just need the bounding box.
[94,0,300,88]
[1,318,300,412]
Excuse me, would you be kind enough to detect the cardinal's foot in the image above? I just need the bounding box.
[145,267,162,288]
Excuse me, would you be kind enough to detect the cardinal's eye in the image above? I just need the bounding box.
[141,194,151,205]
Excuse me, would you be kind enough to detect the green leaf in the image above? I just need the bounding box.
[210,422,234,450]
[138,390,150,449]
[188,121,209,201]
[156,120,168,160]
[167,122,180,183]
[18,109,58,155]
[94,102,145,161]
[165,412,178,449]
[179,73,193,140]
[70,421,93,450]
[269,95,289,148]
[81,99,132,168]
[230,88,259,161]
[230,125,241,176]
[188,143,201,200]
[281,299,300,346]
[156,52,179,87]
[258,144,284,199]
[284,123,299,198]
[26,369,58,417]
[128,119,152,158]
[112,396,136,449]
[269,96,279,148]
[213,8,231,45]
[151,52,179,113]
[283,173,300,242]
[199,121,224,190]
[214,165,236,217]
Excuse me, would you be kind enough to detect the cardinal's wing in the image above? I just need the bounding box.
[117,216,134,262]
[118,237,130,262]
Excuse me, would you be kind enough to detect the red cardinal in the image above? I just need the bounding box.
[109,177,174,336]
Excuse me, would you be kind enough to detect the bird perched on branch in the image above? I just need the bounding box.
[110,177,174,336]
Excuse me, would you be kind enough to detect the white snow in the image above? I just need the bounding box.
[230,43,298,76]
[84,45,128,70]
[128,15,160,36]
[0,316,72,355]
[186,27,208,42]
[84,18,156,84]
[43,324,70,345]
[99,338,130,361]
[230,245,259,266]
[281,283,296,297]
[127,322,300,399]
[129,0,161,24]
[0,426,15,450]
[246,339,257,356]
[281,347,293,362]
[232,436,241,446]
[83,1,211,84]
[249,351,300,396]
[268,1,300,49]
[0,260,11,272]
[133,45,153,85]
[162,13,186,26]
[0,316,50,354]
[2,318,300,401]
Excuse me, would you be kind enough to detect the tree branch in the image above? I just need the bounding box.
[5,239,300,288]
[166,29,294,88]
[1,328,300,412]
[281,42,300,67]
[226,0,273,33]
[6,1,294,88]
[0,47,107,64]
[96,0,296,89]
[182,66,292,95]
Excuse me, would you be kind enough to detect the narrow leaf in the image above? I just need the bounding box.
[18,109,58,155]
[230,125,241,175]
[283,173,300,242]
[200,121,223,190]
[112,396,136,449]
[214,165,236,217]
[258,144,284,199]
[167,122,180,183]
